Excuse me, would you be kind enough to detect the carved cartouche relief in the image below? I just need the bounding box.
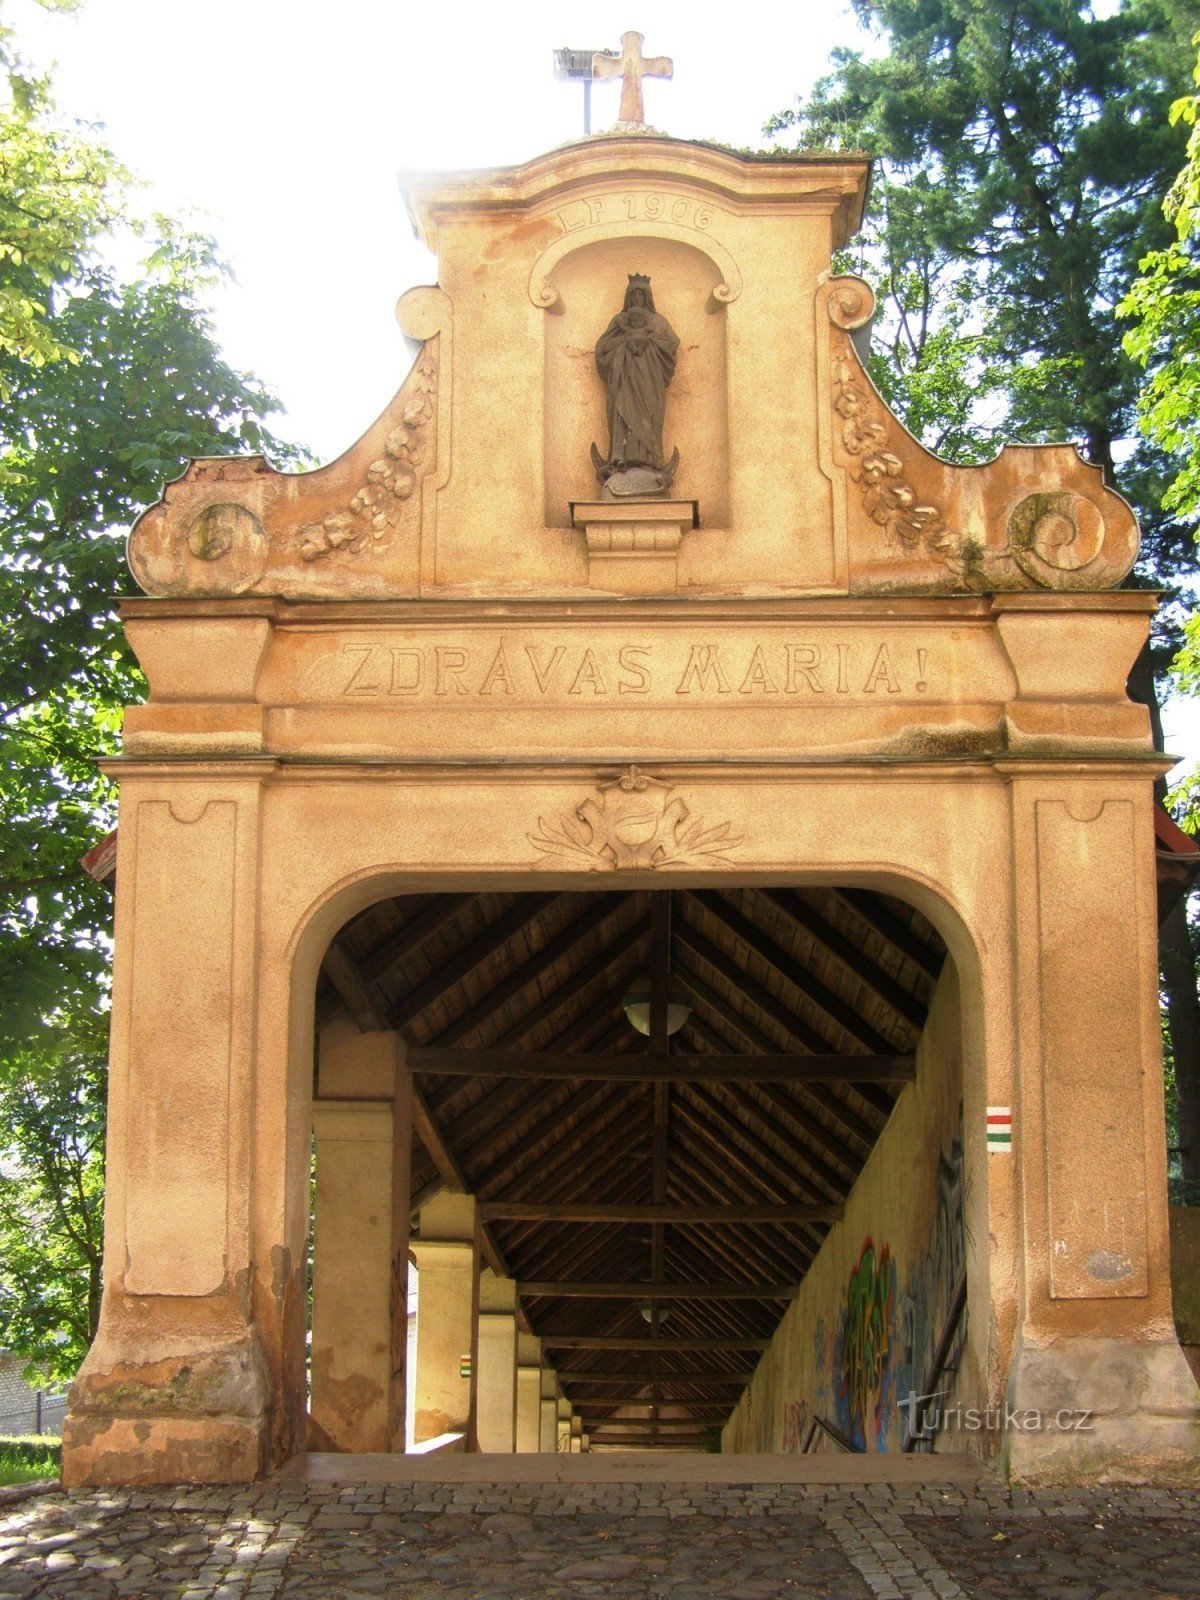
[530,765,740,870]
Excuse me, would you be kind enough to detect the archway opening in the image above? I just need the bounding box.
[306,882,983,1461]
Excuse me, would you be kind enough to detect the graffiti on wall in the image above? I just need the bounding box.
[833,1238,896,1451]
[898,1109,969,1449]
[780,1397,810,1453]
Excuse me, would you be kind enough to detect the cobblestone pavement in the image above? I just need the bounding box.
[0,1477,1198,1600]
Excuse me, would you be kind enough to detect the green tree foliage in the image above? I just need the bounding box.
[768,0,1200,1179]
[1121,34,1200,522]
[0,1,299,1366]
[0,1053,104,1384]
[0,0,121,378]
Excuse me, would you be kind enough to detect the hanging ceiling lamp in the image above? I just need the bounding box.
[621,975,692,1037]
[639,1299,672,1324]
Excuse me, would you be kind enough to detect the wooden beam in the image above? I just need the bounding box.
[835,889,944,981]
[488,917,647,1048]
[553,1369,757,1383]
[410,1085,510,1280]
[321,935,386,1033]
[360,894,477,985]
[434,894,629,1047]
[579,1440,710,1452]
[674,972,881,1152]
[569,1395,742,1407]
[541,1335,769,1351]
[388,893,557,1029]
[576,1414,732,1427]
[691,890,897,1059]
[761,889,928,1032]
[472,1079,620,1198]
[674,915,831,1055]
[665,1167,813,1283]
[479,1201,842,1224]
[519,1281,797,1300]
[407,1048,915,1083]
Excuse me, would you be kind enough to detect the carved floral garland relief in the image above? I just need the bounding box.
[826,283,975,580]
[529,766,741,871]
[295,351,437,563]
[827,280,1118,590]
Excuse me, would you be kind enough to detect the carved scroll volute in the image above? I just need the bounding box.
[127,459,273,598]
[821,274,1140,592]
[825,275,875,332]
[126,287,452,598]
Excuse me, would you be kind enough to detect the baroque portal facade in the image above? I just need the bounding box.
[61,130,1198,1486]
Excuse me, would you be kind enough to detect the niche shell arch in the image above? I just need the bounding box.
[541,235,730,526]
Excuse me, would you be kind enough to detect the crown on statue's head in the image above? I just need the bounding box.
[628,274,651,288]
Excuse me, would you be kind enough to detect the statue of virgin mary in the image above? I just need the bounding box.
[592,275,680,493]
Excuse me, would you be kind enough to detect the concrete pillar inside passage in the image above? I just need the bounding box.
[539,1366,558,1454]
[515,1333,542,1454]
[475,1270,519,1453]
[556,1394,573,1454]
[310,1019,410,1453]
[410,1192,480,1447]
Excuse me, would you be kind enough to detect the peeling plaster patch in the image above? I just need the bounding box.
[1087,1249,1134,1282]
[270,1245,292,1310]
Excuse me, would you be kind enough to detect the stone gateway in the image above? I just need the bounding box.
[62,105,1198,1490]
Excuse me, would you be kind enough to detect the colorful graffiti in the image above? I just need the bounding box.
[834,1238,896,1451]
[897,1111,969,1449]
[780,1397,809,1453]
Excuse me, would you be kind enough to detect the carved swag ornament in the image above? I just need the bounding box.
[296,352,437,562]
[530,766,741,871]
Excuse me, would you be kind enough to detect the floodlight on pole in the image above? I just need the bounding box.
[553,46,619,137]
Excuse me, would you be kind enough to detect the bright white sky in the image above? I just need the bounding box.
[15,0,868,459]
[13,0,1198,771]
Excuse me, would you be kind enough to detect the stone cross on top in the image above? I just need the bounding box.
[593,31,672,128]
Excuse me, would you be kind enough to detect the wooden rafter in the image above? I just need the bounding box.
[408,1048,916,1083]
[835,889,943,981]
[389,893,557,1030]
[479,1202,843,1224]
[690,889,898,1059]
[433,893,630,1047]
[760,889,927,1032]
[518,1281,797,1299]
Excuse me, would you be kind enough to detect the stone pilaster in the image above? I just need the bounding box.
[1004,768,1200,1481]
[308,1019,410,1454]
[410,1193,480,1446]
[475,1271,518,1453]
[62,777,271,1486]
[515,1333,543,1453]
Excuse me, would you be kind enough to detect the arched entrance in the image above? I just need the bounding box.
[60,130,1198,1487]
[303,880,979,1463]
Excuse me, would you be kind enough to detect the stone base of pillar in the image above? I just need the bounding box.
[62,1414,265,1487]
[62,1314,269,1486]
[1003,1335,1200,1485]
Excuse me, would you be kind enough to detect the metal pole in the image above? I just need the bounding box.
[35,1390,42,1435]
[584,78,592,137]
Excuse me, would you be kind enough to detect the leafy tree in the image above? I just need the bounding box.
[1120,34,1200,521]
[0,1,299,1365]
[0,1052,105,1384]
[1122,33,1200,1192]
[0,0,122,379]
[770,0,1200,1181]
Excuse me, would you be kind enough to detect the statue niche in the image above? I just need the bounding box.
[591,274,680,498]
